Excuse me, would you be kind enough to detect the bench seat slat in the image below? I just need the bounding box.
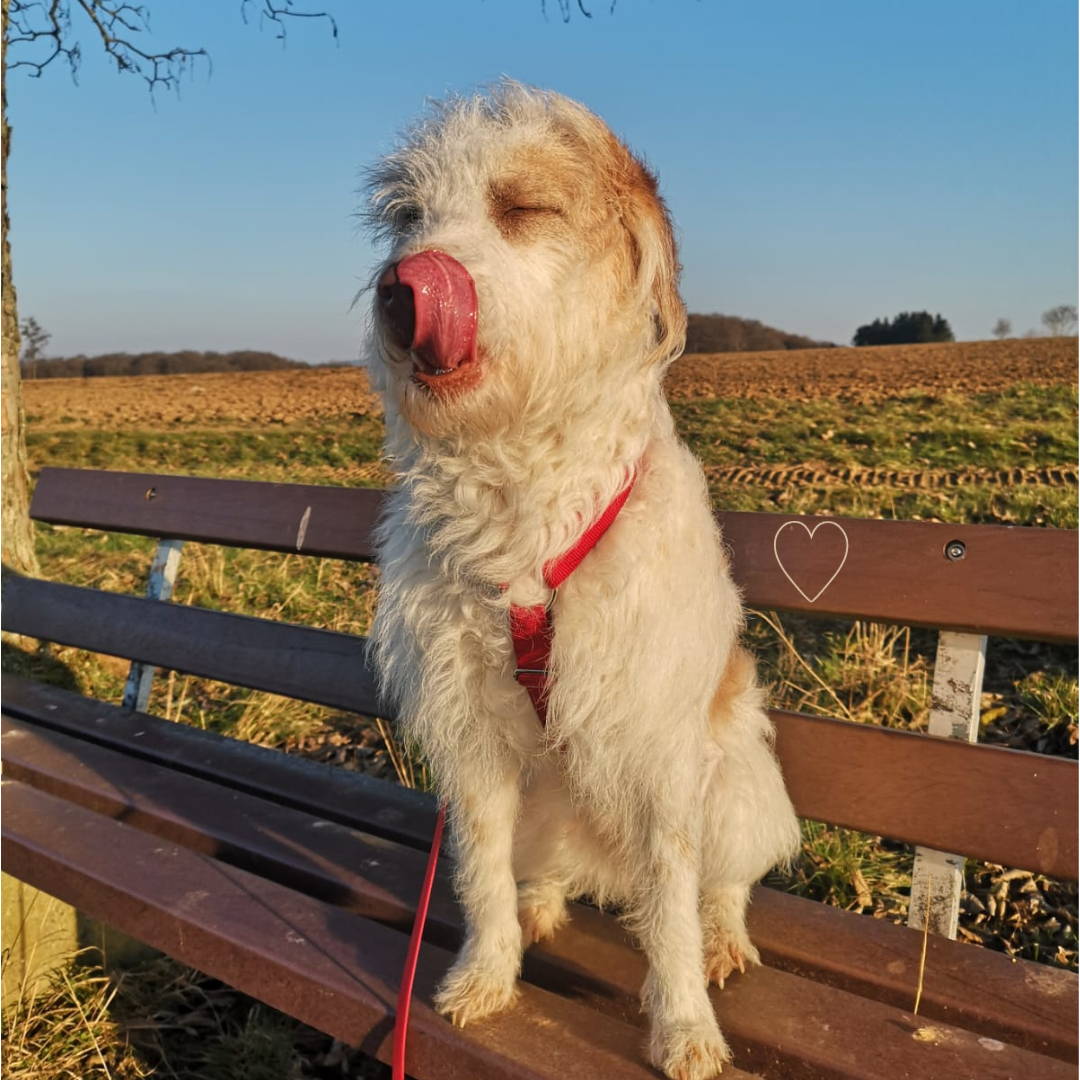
[5,767,1073,1079]
[530,903,1079,1080]
[30,468,1079,641]
[1,674,436,848]
[4,636,1076,879]
[3,780,707,1080]
[1,712,460,949]
[5,709,1074,1062]
[749,880,1077,1062]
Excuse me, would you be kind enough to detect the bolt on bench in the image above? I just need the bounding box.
[3,466,1077,1079]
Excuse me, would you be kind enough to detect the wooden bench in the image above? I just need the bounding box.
[3,465,1077,1080]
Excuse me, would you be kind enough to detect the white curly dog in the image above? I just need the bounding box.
[365,83,799,1079]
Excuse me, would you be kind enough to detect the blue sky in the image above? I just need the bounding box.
[6,0,1077,362]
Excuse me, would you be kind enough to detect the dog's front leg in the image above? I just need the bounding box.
[633,813,732,1080]
[434,750,523,1027]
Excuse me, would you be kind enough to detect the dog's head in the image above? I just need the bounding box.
[364,83,686,439]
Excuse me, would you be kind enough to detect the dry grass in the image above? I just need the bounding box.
[751,610,1077,969]
[3,947,151,1080]
[754,615,920,922]
[373,715,431,791]
[750,612,932,730]
[1,946,388,1080]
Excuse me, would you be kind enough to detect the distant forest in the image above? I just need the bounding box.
[685,314,833,353]
[23,315,832,379]
[23,350,311,379]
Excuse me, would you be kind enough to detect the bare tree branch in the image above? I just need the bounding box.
[73,0,206,89]
[6,1,339,91]
[7,1,81,81]
[240,0,338,44]
[540,0,619,21]
[7,0,205,89]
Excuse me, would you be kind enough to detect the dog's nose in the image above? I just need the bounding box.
[377,251,479,375]
[377,264,416,349]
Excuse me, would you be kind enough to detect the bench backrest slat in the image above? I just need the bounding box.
[30,468,1078,641]
[773,710,1076,880]
[719,511,1077,642]
[2,575,384,717]
[6,575,1074,878]
[30,467,384,561]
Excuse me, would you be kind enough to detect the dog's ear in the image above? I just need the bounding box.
[620,157,688,370]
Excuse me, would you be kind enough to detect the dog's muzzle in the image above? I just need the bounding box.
[377,251,478,384]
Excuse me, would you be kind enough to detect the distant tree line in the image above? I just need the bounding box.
[685,313,833,353]
[23,349,308,379]
[852,311,954,347]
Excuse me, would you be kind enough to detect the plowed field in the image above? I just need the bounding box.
[24,366,383,428]
[23,337,1076,427]
[667,336,1076,402]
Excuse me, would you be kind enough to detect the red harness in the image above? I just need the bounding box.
[392,471,636,1080]
[508,473,637,724]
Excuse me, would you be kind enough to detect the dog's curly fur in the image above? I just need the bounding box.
[364,82,800,1079]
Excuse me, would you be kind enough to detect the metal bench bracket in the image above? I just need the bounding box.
[121,538,185,712]
[908,629,988,938]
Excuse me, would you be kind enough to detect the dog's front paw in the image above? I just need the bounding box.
[648,1015,734,1075]
[434,960,519,1027]
[649,1016,732,1080]
[703,930,760,989]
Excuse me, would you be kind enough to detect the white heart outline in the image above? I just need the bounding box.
[773,519,850,604]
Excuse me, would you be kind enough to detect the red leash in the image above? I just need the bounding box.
[391,472,636,1078]
[392,803,445,1080]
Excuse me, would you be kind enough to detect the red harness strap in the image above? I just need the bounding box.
[509,473,637,724]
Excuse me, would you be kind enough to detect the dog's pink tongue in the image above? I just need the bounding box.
[395,250,478,371]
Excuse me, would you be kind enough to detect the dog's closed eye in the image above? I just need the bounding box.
[503,205,562,217]
[492,200,565,242]
[488,176,568,241]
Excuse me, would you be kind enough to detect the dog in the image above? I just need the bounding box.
[364,82,800,1080]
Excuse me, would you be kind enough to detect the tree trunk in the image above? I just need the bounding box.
[2,0,39,576]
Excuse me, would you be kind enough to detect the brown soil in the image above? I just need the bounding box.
[666,336,1077,402]
[23,367,383,428]
[706,464,1078,488]
[23,338,1076,427]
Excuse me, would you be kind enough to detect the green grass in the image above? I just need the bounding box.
[704,479,1077,527]
[672,383,1078,470]
[27,418,386,483]
[767,821,910,918]
[28,384,1078,530]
